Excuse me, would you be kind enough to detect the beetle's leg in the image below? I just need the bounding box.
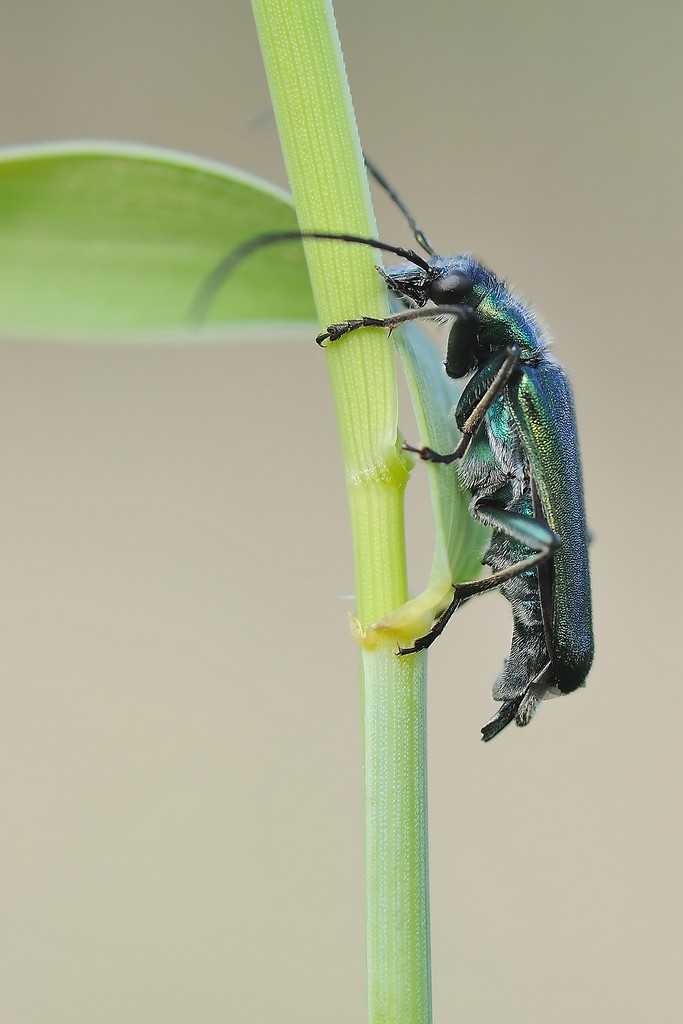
[480,695,524,742]
[403,346,520,464]
[480,659,554,741]
[399,503,559,654]
[398,545,550,655]
[316,304,468,345]
[470,500,560,555]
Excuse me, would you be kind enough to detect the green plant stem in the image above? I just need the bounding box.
[250,1,432,1021]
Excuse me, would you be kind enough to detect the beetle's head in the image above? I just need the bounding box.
[380,254,493,308]
[378,263,434,307]
[429,254,499,306]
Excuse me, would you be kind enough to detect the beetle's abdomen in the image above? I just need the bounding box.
[460,402,557,712]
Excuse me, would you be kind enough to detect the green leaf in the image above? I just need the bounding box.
[0,141,315,339]
[396,320,488,585]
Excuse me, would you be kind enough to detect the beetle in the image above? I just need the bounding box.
[192,165,594,740]
[319,245,593,739]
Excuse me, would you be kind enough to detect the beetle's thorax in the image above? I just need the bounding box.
[448,254,549,361]
[380,253,550,360]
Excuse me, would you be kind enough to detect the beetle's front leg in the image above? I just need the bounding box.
[316,316,390,345]
[316,304,471,345]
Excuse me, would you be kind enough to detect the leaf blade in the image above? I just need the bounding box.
[0,141,316,338]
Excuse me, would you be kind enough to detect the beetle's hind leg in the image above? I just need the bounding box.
[399,503,560,655]
[480,695,524,742]
[479,688,541,742]
[481,660,554,741]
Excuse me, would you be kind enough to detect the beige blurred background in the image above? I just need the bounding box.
[1,1,681,1021]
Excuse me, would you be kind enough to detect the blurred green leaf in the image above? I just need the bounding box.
[0,142,315,339]
[396,318,488,590]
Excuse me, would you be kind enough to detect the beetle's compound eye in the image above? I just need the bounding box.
[429,271,473,306]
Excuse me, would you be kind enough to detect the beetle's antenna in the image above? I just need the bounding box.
[363,156,435,257]
[188,230,432,325]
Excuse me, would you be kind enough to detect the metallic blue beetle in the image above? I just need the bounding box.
[317,245,593,740]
